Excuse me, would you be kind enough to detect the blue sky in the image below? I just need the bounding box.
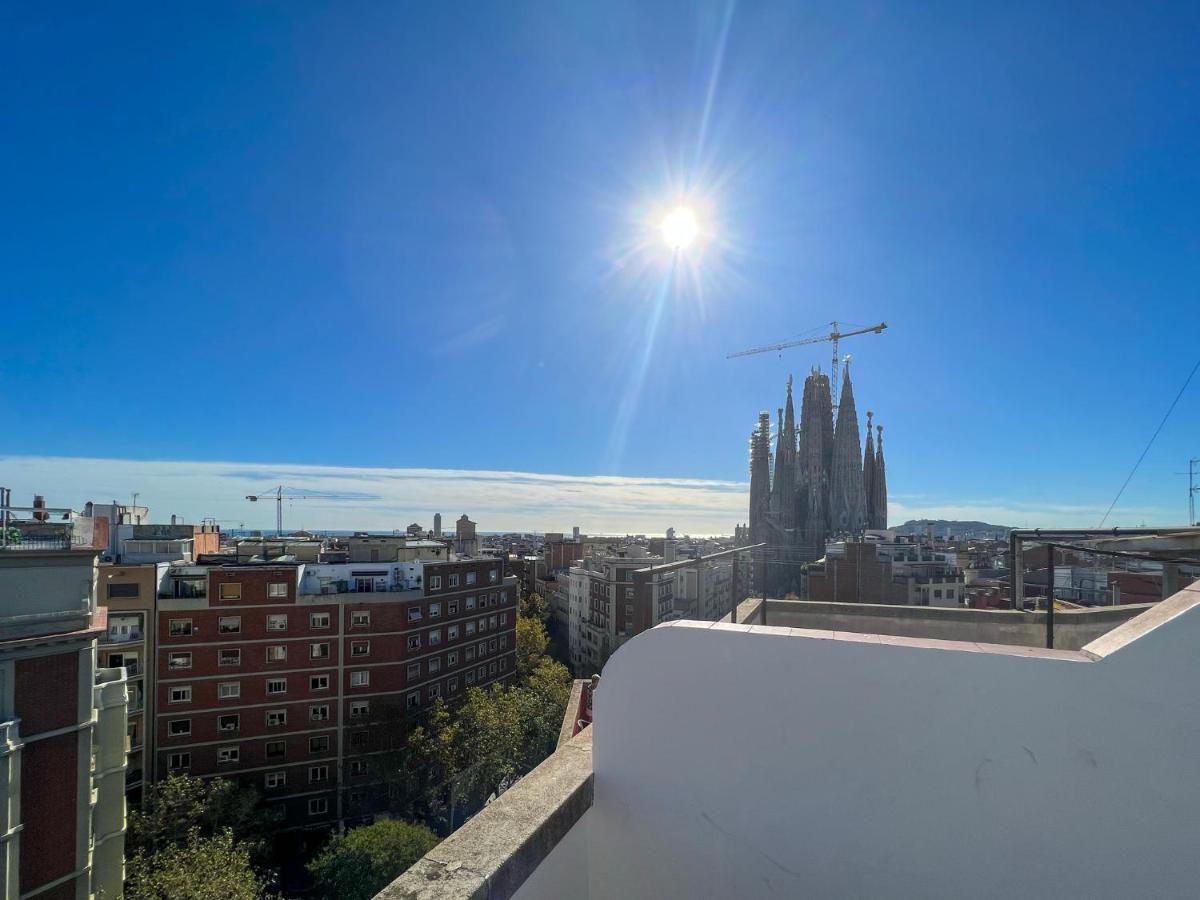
[3,2,1198,532]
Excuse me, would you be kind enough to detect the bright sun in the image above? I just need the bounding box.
[661,205,699,250]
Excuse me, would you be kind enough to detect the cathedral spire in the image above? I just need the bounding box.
[873,423,888,530]
[828,359,867,535]
[863,410,877,529]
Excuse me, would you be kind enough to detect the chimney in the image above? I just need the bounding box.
[33,495,48,522]
[171,514,177,525]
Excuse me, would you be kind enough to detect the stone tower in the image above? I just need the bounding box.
[748,411,772,544]
[796,368,834,560]
[872,424,888,530]
[828,360,866,535]
[863,411,877,530]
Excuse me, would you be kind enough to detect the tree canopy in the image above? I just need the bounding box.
[125,828,264,900]
[308,819,439,900]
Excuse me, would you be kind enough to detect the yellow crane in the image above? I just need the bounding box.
[727,320,887,411]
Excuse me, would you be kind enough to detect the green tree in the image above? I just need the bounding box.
[515,615,550,676]
[513,658,573,768]
[128,774,266,858]
[520,591,549,623]
[309,819,439,900]
[125,828,264,900]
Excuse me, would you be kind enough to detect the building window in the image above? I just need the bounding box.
[309,735,330,753]
[349,790,367,804]
[168,652,192,670]
[265,771,286,789]
[448,651,458,666]
[465,596,476,610]
[478,641,488,657]
[310,642,330,660]
[350,670,370,688]
[219,583,242,600]
[430,602,442,618]
[308,798,328,816]
[309,765,329,783]
[310,674,330,691]
[168,619,193,636]
[310,612,331,629]
[500,612,508,625]
[350,701,369,719]
[407,635,421,651]
[310,705,329,722]
[466,572,477,586]
[489,662,497,675]
[428,684,440,700]
[107,582,140,599]
[352,610,371,627]
[349,759,367,776]
[268,582,288,598]
[499,635,507,650]
[407,661,421,679]
[465,646,475,661]
[448,600,459,615]
[449,677,459,693]
[169,686,192,703]
[489,569,499,583]
[267,678,287,695]
[265,740,286,759]
[499,658,507,672]
[266,709,287,727]
[465,621,476,635]
[448,624,459,640]
[465,670,476,685]
[216,746,240,764]
[266,613,288,631]
[489,638,497,652]
[489,615,498,630]
[168,719,191,736]
[478,666,487,679]
[218,681,241,700]
[350,730,368,749]
[218,616,241,634]
[218,714,239,732]
[267,645,287,663]
[429,629,442,646]
[429,657,441,674]
[429,575,442,590]
[407,606,423,623]
[219,649,241,667]
[351,640,370,657]
[168,752,190,771]
[406,692,420,709]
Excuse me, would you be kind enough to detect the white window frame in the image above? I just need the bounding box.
[310,642,330,660]
[168,719,191,736]
[219,583,242,600]
[218,648,241,667]
[351,640,370,657]
[218,616,241,634]
[168,652,192,670]
[265,771,286,789]
[310,704,330,722]
[308,798,329,816]
[268,582,288,598]
[168,618,193,636]
[266,678,287,695]
[266,709,287,727]
[218,681,241,700]
[169,686,192,703]
[310,612,331,629]
[351,610,371,627]
[310,674,330,691]
[266,613,288,631]
[350,670,370,688]
[168,752,190,771]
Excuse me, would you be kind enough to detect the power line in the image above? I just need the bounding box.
[1098,352,1200,527]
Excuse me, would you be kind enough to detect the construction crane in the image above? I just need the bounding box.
[245,486,381,536]
[727,320,887,412]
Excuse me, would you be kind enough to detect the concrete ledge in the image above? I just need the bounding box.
[377,727,594,900]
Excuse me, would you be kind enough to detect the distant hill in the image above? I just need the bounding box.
[892,519,1012,540]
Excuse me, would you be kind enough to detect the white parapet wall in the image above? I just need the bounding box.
[518,584,1200,899]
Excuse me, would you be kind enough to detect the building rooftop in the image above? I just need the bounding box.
[380,582,1200,899]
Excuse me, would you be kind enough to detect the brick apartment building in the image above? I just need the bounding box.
[805,541,966,606]
[0,537,128,899]
[153,557,517,830]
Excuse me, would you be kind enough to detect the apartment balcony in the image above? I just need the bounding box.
[379,584,1200,899]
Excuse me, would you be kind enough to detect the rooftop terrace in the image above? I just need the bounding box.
[381,582,1200,899]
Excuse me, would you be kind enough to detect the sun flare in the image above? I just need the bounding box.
[661,205,700,250]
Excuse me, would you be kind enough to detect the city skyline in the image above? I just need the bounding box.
[0,453,1180,535]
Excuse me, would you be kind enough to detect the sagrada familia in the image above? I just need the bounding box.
[744,361,888,595]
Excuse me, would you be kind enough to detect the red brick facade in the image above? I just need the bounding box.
[154,559,517,828]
